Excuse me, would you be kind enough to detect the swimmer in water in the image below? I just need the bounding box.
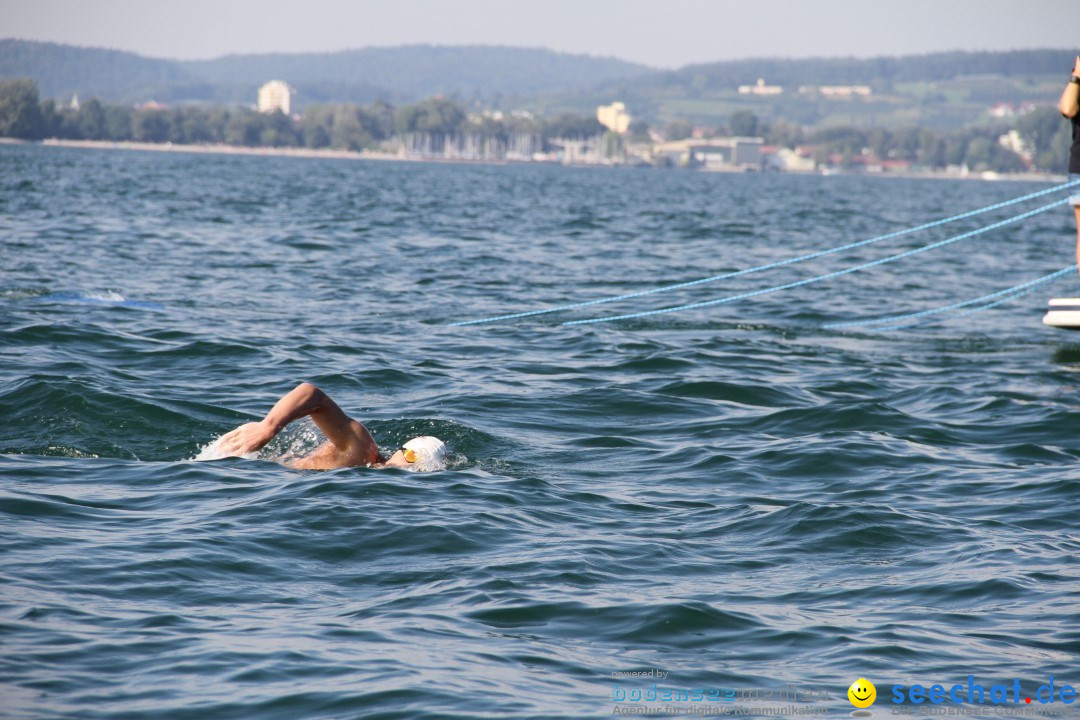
[216,382,446,471]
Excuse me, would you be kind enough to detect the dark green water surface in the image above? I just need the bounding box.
[2,144,1079,719]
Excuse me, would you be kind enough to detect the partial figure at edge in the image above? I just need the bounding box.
[1059,55,1080,272]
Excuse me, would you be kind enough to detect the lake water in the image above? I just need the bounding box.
[2,144,1079,719]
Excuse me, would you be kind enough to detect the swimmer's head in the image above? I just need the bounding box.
[385,436,447,472]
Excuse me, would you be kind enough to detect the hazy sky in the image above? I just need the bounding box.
[1,0,1075,68]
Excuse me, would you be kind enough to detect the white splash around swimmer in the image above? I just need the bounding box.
[192,420,325,463]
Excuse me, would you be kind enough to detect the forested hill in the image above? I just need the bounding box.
[0,39,1070,113]
[179,46,651,101]
[0,39,652,106]
[595,49,1072,98]
[0,40,201,103]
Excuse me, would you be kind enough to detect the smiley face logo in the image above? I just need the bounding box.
[848,678,876,708]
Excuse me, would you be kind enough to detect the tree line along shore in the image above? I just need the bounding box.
[0,77,1073,174]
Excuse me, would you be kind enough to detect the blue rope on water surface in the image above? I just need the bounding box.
[561,198,1071,326]
[879,269,1073,332]
[450,178,1080,327]
[822,265,1078,332]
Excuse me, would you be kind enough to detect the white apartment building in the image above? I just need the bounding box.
[257,80,293,115]
[597,102,632,134]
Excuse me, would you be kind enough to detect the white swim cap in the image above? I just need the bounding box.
[402,436,447,472]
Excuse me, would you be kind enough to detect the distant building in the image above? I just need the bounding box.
[988,102,1035,118]
[820,85,871,98]
[596,102,632,134]
[798,85,872,98]
[765,147,817,173]
[998,129,1033,162]
[738,78,782,96]
[257,80,293,115]
[693,138,763,170]
[69,94,80,111]
[653,137,764,170]
[468,109,535,124]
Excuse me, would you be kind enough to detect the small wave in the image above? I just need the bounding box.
[191,434,257,462]
[44,445,101,459]
[0,378,213,461]
[30,291,164,309]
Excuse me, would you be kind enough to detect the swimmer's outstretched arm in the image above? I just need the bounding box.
[217,383,378,464]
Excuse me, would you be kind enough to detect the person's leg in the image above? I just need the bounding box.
[1072,173,1080,273]
[1075,205,1080,272]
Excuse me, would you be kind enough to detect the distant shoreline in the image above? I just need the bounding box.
[2,138,1065,183]
[36,138,404,163]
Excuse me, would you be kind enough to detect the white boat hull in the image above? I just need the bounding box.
[1042,298,1080,330]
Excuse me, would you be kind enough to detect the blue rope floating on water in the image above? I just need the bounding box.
[878,273,1070,332]
[562,199,1071,326]
[823,265,1077,332]
[451,179,1080,327]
